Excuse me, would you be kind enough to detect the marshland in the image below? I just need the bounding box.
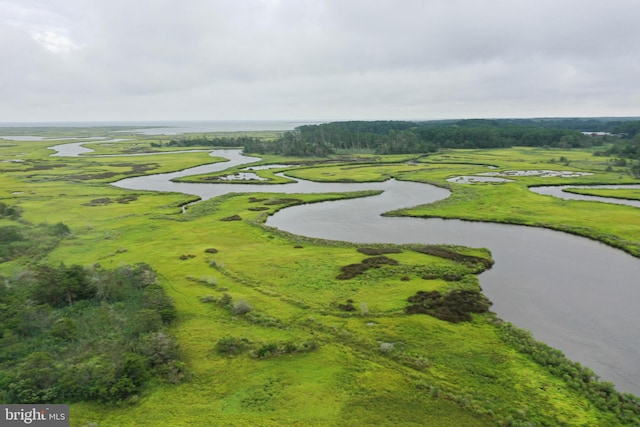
[1,119,640,426]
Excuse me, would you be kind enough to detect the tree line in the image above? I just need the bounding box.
[154,135,263,148]
[243,119,640,157]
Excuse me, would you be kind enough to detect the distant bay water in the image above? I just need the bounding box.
[0,120,322,136]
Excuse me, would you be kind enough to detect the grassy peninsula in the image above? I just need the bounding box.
[1,127,639,426]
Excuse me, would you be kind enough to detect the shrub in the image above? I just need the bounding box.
[138,332,180,368]
[405,290,492,323]
[336,256,400,279]
[300,340,319,352]
[218,293,232,307]
[336,263,368,280]
[245,312,282,328]
[51,222,71,237]
[362,256,399,267]
[0,202,22,219]
[357,246,402,256]
[252,343,280,359]
[231,300,253,315]
[249,340,319,359]
[410,244,493,269]
[32,263,95,307]
[201,276,217,287]
[143,286,177,324]
[338,299,356,312]
[215,336,251,356]
[263,198,302,205]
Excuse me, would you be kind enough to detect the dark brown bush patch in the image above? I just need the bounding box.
[263,198,303,206]
[69,163,159,180]
[410,244,493,269]
[70,172,119,180]
[337,300,356,312]
[179,254,196,260]
[336,256,399,280]
[204,248,218,254]
[220,215,242,221]
[83,195,139,206]
[116,195,138,204]
[361,256,399,267]
[84,197,113,206]
[336,263,368,280]
[248,197,268,203]
[357,247,402,256]
[405,289,492,323]
[248,207,269,211]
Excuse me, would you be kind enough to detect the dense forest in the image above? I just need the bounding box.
[0,262,183,404]
[243,119,640,157]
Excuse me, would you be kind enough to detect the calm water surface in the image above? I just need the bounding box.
[531,184,640,208]
[110,149,640,395]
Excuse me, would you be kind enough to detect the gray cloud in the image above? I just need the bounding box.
[1,0,639,121]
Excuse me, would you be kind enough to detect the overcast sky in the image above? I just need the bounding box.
[1,0,639,123]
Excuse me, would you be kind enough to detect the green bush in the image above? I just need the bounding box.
[0,212,71,263]
[215,336,251,356]
[32,264,95,308]
[0,202,21,219]
[231,300,253,315]
[143,285,177,324]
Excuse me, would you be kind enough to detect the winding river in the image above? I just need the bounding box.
[531,184,640,208]
[105,149,640,395]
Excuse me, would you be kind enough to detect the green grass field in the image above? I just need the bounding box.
[1,135,639,426]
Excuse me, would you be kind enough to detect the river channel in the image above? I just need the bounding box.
[109,149,640,396]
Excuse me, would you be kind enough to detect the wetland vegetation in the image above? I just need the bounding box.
[1,121,640,426]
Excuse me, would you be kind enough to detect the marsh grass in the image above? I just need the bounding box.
[1,137,638,426]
